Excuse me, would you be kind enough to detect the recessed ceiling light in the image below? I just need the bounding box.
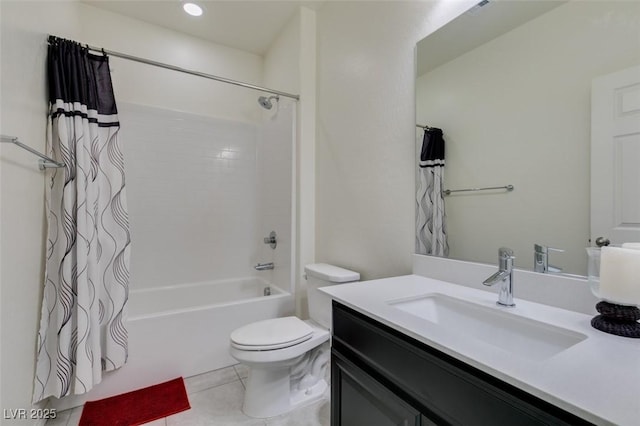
[183,2,203,17]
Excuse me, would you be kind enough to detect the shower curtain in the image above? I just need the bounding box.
[416,127,448,256]
[33,37,131,402]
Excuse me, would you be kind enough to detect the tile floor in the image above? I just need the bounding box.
[46,365,330,426]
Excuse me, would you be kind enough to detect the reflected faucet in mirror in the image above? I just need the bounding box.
[533,244,564,274]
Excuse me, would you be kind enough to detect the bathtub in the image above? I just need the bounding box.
[52,276,293,410]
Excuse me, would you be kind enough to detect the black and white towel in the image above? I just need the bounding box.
[416,127,448,257]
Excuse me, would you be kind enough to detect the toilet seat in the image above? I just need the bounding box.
[230,316,314,351]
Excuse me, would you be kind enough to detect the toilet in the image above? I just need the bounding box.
[229,263,360,418]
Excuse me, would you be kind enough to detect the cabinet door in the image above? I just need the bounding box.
[332,349,423,426]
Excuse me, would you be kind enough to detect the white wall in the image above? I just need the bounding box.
[416,1,640,275]
[315,1,475,281]
[296,7,317,318]
[262,7,318,318]
[260,12,300,298]
[0,1,263,420]
[263,13,300,96]
[77,5,263,122]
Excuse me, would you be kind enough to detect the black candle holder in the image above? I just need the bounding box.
[591,301,640,338]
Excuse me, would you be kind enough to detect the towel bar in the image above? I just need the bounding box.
[444,185,514,196]
[1,135,65,170]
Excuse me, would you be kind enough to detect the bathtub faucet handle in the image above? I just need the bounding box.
[263,231,277,249]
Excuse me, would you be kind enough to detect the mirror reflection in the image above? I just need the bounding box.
[415,0,640,276]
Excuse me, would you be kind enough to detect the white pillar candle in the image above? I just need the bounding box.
[599,247,640,305]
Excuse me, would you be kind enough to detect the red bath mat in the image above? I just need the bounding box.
[79,377,190,425]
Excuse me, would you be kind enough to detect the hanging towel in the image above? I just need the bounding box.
[419,128,445,168]
[416,127,449,257]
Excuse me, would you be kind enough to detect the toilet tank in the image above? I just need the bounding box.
[305,263,360,329]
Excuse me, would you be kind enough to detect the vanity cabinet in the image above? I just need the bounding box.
[331,301,593,426]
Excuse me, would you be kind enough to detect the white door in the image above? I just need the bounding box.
[591,65,640,246]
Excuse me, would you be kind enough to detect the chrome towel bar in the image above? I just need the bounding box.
[444,185,514,196]
[0,135,65,170]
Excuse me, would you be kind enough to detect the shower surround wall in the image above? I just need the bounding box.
[121,103,261,288]
[121,100,295,294]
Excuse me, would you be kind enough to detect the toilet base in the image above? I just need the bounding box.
[241,343,330,418]
[290,377,327,408]
[243,370,328,418]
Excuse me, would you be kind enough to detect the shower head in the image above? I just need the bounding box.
[258,95,279,110]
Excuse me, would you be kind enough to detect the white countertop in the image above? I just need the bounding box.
[320,274,640,426]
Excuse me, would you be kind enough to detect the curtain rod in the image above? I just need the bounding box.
[48,35,300,101]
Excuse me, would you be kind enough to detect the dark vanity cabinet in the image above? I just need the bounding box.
[330,301,593,426]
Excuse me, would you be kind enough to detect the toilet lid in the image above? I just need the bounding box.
[230,317,314,351]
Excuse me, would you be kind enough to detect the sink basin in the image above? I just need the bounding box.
[388,294,587,361]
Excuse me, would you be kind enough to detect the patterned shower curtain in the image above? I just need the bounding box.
[33,36,131,402]
[416,127,448,256]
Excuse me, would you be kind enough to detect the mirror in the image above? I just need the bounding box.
[415,0,640,276]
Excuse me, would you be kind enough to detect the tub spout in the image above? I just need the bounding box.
[255,262,274,271]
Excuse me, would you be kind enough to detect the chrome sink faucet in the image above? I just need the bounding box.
[483,247,515,307]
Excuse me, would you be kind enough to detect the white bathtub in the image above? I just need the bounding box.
[52,277,294,410]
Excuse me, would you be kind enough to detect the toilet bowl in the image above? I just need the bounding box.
[229,263,359,418]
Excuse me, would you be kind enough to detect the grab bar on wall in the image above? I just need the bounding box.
[444,185,514,196]
[0,135,65,170]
